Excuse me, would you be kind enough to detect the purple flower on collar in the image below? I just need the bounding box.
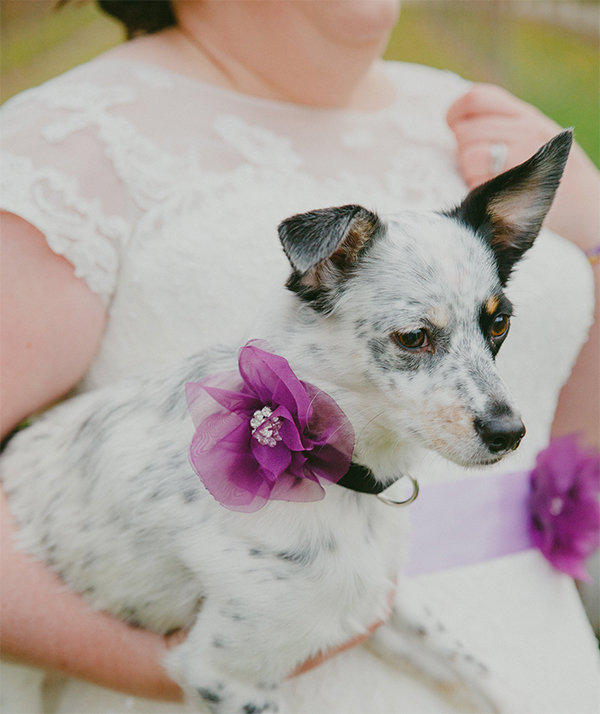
[528,435,600,581]
[186,341,354,513]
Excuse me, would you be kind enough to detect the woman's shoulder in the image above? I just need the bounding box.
[382,60,470,104]
[0,55,148,306]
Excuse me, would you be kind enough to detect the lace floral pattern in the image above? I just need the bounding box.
[1,152,127,302]
[213,114,303,171]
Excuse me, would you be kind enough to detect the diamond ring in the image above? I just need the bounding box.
[489,141,508,176]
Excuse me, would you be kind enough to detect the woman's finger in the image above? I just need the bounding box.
[447,83,528,124]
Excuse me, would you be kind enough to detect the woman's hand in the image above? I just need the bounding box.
[446,83,600,251]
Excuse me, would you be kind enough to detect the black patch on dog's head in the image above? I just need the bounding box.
[279,205,384,312]
[447,130,572,285]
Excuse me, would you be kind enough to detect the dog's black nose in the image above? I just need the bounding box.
[474,414,526,454]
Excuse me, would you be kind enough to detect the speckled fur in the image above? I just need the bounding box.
[0,135,571,714]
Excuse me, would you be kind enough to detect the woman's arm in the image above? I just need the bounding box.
[0,211,184,700]
[0,213,109,436]
[1,489,185,700]
[447,86,599,448]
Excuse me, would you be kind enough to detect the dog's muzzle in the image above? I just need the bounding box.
[474,414,526,455]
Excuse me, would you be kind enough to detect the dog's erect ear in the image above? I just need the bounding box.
[279,205,383,310]
[449,130,572,285]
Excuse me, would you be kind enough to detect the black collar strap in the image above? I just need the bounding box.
[336,462,389,495]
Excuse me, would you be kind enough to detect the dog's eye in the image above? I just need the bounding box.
[393,329,428,350]
[490,314,510,338]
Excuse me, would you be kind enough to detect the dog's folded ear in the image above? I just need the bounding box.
[279,205,383,311]
[448,129,573,285]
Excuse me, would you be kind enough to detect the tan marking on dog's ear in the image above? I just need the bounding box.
[486,295,500,315]
[330,213,380,269]
[427,305,450,328]
[487,177,547,244]
[301,261,335,290]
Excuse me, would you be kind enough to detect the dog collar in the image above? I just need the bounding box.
[336,462,419,506]
[336,462,387,494]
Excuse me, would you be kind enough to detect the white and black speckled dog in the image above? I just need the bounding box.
[0,132,571,714]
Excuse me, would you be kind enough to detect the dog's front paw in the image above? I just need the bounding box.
[187,679,281,714]
[166,647,282,714]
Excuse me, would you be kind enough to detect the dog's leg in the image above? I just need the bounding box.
[165,597,290,714]
[365,604,515,714]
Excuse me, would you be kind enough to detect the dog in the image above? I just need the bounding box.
[0,131,572,714]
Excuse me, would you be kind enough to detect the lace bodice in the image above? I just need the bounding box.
[1,57,470,389]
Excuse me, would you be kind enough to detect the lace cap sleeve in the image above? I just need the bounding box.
[0,65,135,304]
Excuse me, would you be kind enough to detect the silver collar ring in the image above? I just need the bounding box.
[490,141,508,176]
[376,474,419,507]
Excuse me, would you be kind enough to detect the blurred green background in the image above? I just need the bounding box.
[1,0,598,165]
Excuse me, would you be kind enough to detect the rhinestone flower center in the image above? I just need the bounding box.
[250,406,282,448]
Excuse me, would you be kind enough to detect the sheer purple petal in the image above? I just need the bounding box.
[239,342,313,423]
[186,372,258,427]
[303,383,354,481]
[269,473,326,503]
[305,443,353,484]
[189,417,272,511]
[189,410,246,459]
[273,407,305,451]
[287,451,308,480]
[251,439,292,481]
[202,386,260,416]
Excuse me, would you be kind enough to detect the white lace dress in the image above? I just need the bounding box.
[1,57,598,714]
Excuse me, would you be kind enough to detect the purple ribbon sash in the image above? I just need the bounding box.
[405,470,533,576]
[405,434,600,582]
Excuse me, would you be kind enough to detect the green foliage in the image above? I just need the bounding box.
[3,3,97,71]
[0,1,122,103]
[508,19,598,165]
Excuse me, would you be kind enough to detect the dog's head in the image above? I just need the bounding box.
[278,131,572,472]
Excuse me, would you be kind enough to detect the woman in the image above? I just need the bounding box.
[1,2,598,711]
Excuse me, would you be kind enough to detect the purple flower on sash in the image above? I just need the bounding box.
[529,436,600,581]
[186,341,354,513]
